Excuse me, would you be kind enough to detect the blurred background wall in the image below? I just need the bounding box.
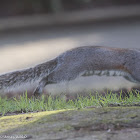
[0,0,140,95]
[0,0,140,17]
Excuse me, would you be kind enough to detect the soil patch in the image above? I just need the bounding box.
[0,107,140,140]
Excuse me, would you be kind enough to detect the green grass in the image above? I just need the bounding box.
[0,90,140,116]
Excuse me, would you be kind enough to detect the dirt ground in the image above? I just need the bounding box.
[0,107,140,140]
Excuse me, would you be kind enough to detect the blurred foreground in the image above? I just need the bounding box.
[1,107,140,140]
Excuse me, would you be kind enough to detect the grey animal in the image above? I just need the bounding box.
[0,46,140,96]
